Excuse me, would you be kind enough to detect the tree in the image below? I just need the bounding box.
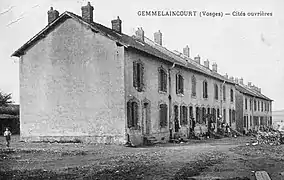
[0,91,13,106]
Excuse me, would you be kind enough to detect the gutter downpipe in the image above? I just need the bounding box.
[168,62,176,140]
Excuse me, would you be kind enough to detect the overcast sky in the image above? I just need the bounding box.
[0,0,283,111]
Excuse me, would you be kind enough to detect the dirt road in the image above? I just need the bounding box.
[0,136,283,180]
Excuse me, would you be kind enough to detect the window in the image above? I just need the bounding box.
[245,98,248,110]
[191,76,196,97]
[223,86,226,101]
[223,109,226,123]
[203,80,208,98]
[254,100,257,111]
[202,107,206,123]
[180,106,188,126]
[250,116,252,126]
[268,103,270,112]
[258,101,260,111]
[261,102,263,112]
[230,89,234,102]
[244,116,246,128]
[159,104,168,127]
[196,107,200,123]
[217,108,220,119]
[250,99,252,110]
[133,61,144,92]
[158,67,167,92]
[189,106,193,119]
[127,100,139,128]
[176,74,184,94]
[212,108,216,123]
[214,84,219,100]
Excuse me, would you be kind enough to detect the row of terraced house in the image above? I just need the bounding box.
[11,2,272,145]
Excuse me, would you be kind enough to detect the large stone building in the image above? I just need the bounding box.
[235,81,273,133]
[11,2,272,145]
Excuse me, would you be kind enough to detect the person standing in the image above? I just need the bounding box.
[4,128,12,147]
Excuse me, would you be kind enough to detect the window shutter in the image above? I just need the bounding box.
[180,106,183,125]
[127,102,132,128]
[185,107,188,124]
[203,82,205,98]
[133,102,138,128]
[176,74,178,94]
[133,62,138,88]
[158,69,161,91]
[140,63,145,91]
[160,104,168,127]
[180,76,184,94]
[163,71,167,92]
[164,105,168,127]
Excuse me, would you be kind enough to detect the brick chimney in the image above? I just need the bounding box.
[204,59,209,68]
[224,73,228,79]
[81,2,94,23]
[154,30,162,45]
[212,63,217,72]
[47,7,59,24]
[111,16,122,33]
[235,77,239,84]
[194,55,200,64]
[183,45,190,57]
[239,78,244,85]
[135,27,144,42]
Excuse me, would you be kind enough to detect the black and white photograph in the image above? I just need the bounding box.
[0,0,283,179]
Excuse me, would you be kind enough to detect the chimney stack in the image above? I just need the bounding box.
[183,45,190,57]
[135,27,144,42]
[248,82,252,87]
[47,7,59,24]
[111,16,122,33]
[81,2,94,23]
[212,62,217,72]
[154,30,162,46]
[194,55,200,64]
[235,77,239,84]
[230,76,234,81]
[239,78,244,85]
[204,59,209,68]
[224,73,228,79]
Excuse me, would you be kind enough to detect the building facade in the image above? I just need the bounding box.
[12,2,271,145]
[235,82,273,133]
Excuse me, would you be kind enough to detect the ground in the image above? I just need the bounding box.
[0,136,284,180]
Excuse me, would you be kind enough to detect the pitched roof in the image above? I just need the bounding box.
[144,37,235,84]
[236,84,272,101]
[12,11,234,84]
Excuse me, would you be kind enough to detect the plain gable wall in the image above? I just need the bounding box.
[19,18,126,144]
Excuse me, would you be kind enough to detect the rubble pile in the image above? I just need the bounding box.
[250,129,284,146]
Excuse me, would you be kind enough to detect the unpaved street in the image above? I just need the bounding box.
[0,136,284,180]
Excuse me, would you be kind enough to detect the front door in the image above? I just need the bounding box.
[142,102,150,135]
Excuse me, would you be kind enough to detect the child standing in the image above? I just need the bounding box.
[4,128,12,147]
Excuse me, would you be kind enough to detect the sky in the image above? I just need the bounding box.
[0,0,283,111]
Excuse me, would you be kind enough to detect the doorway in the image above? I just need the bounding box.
[142,102,150,135]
